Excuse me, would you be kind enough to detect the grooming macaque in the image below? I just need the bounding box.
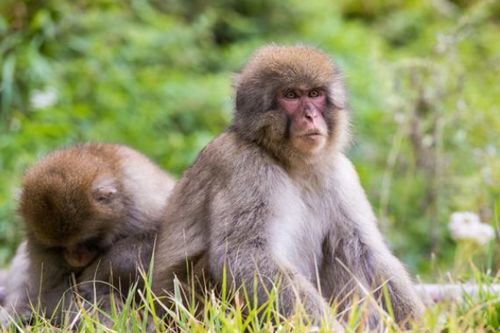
[152,45,424,329]
[3,143,175,324]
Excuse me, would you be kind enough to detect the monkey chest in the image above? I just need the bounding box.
[269,189,333,281]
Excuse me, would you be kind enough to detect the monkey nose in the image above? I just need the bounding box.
[304,108,318,120]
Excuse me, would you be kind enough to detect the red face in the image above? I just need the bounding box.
[277,86,329,154]
[63,243,98,268]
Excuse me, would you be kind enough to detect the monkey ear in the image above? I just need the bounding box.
[93,186,117,204]
[92,176,117,204]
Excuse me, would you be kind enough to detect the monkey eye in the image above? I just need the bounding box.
[283,90,298,99]
[309,89,321,98]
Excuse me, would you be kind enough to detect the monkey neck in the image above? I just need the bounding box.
[285,150,339,179]
[258,141,337,180]
[273,114,350,172]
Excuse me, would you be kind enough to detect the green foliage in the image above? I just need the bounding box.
[0,0,498,277]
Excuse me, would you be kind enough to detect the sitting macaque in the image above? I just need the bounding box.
[152,45,424,330]
[1,143,175,325]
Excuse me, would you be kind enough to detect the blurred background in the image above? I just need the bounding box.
[0,0,498,280]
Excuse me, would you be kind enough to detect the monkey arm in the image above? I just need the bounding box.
[326,155,424,324]
[75,232,156,302]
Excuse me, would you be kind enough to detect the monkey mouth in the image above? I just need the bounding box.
[301,131,323,138]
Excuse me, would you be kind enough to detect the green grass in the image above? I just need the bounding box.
[1,271,499,332]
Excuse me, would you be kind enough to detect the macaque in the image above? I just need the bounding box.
[3,143,175,325]
[152,45,424,329]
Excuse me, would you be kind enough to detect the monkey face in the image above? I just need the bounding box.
[277,86,329,155]
[63,241,99,268]
[233,45,349,165]
[40,225,114,270]
[33,222,112,269]
[21,166,123,270]
[61,232,115,269]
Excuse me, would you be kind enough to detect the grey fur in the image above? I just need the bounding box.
[152,45,424,329]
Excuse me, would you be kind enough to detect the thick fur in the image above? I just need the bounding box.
[153,45,423,328]
[4,143,175,324]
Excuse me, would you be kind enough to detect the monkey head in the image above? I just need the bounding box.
[19,148,126,269]
[233,45,350,166]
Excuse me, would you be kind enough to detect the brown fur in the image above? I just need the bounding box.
[4,143,175,325]
[153,45,423,330]
[21,144,124,248]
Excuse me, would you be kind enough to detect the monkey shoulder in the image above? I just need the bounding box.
[193,131,285,184]
[171,131,290,226]
[328,153,362,188]
[204,131,273,164]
